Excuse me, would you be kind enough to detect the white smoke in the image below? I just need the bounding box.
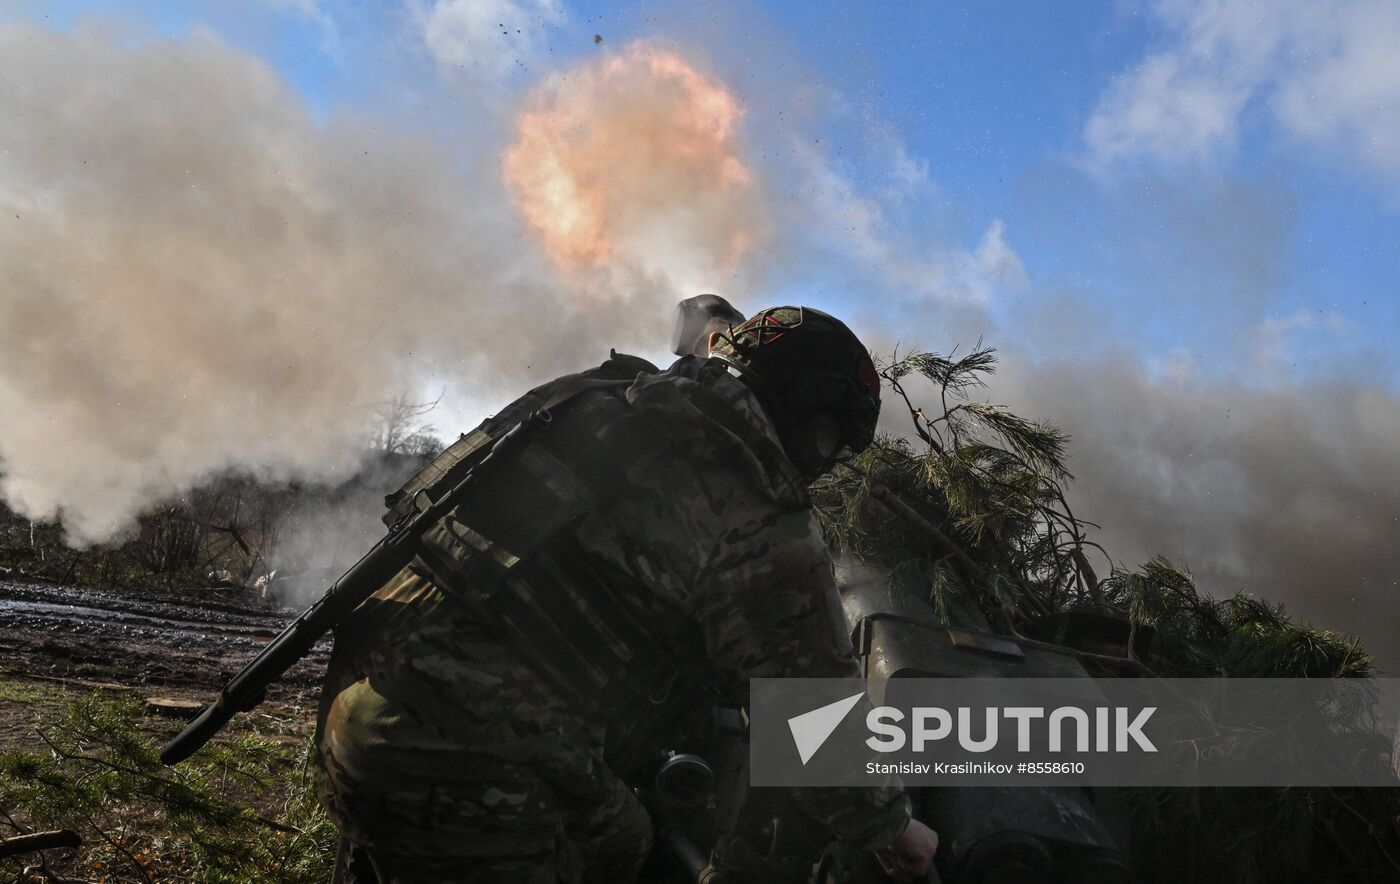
[0,27,472,542]
[988,354,1400,671]
[0,25,769,545]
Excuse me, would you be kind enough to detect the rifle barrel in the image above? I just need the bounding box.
[160,414,539,766]
[159,534,413,765]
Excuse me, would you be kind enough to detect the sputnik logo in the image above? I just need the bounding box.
[787,692,865,765]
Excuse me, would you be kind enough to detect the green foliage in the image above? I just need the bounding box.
[810,345,1397,883]
[0,682,57,705]
[1100,556,1373,677]
[813,346,1101,627]
[1091,559,1396,882]
[0,692,336,882]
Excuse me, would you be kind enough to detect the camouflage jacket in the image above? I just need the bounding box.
[322,355,909,852]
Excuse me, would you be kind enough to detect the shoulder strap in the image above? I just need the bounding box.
[382,351,658,529]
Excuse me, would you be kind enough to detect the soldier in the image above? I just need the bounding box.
[313,305,939,882]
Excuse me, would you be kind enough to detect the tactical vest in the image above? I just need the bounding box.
[382,352,715,760]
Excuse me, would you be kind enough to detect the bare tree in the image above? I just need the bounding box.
[370,391,444,455]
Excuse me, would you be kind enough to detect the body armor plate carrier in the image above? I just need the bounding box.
[381,352,713,752]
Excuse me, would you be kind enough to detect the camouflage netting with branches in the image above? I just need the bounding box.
[810,346,1400,884]
[814,346,1097,628]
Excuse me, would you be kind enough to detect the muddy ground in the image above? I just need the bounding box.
[0,578,327,749]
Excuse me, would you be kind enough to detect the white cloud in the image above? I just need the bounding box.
[261,0,324,14]
[412,0,564,86]
[797,140,1025,305]
[968,219,1028,292]
[868,125,930,189]
[1085,0,1400,192]
[1246,308,1356,373]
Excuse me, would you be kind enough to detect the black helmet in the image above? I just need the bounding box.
[709,306,881,481]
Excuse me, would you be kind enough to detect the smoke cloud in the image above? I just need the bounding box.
[415,0,565,88]
[0,26,766,544]
[268,451,427,606]
[987,355,1400,671]
[0,27,472,543]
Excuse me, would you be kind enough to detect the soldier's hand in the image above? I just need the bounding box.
[874,819,938,880]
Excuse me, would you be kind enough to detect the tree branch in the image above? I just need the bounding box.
[0,829,81,859]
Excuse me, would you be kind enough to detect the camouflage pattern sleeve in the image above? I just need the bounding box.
[688,486,861,682]
[587,477,904,845]
[601,362,911,849]
[685,473,910,849]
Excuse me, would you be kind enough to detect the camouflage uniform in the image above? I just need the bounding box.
[314,355,909,883]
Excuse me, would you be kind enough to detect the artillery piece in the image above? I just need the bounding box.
[636,570,1135,884]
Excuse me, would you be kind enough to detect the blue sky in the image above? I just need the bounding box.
[577,0,1398,384]
[12,0,1396,389]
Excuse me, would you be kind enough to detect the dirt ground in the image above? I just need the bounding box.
[0,579,339,882]
[0,578,326,751]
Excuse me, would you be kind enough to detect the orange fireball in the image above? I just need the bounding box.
[504,42,762,281]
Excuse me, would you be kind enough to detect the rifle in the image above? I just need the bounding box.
[160,415,540,766]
